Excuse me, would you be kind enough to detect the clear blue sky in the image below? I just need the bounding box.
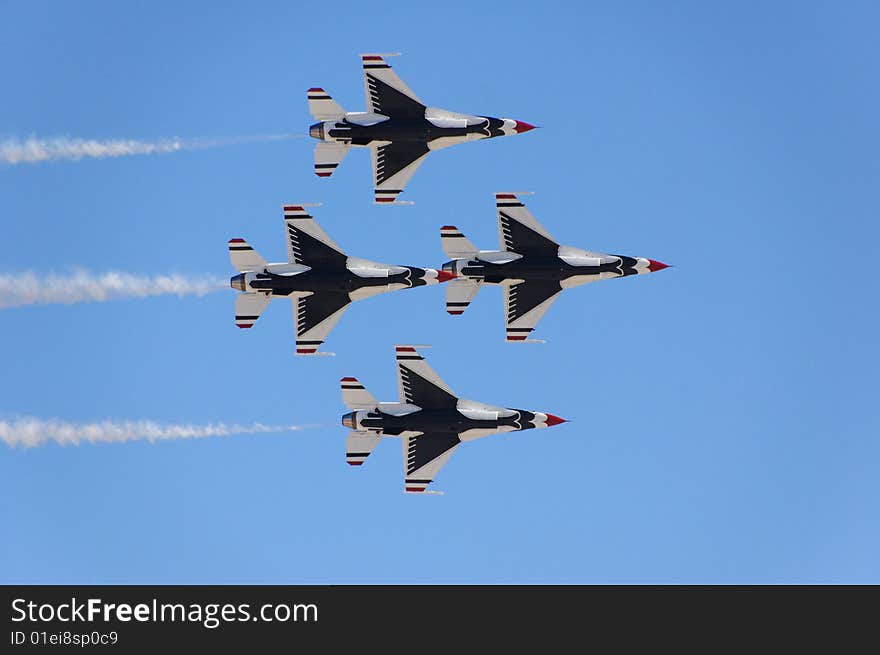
[1,1,878,583]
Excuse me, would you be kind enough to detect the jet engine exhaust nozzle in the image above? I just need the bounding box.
[341,411,357,430]
[309,122,325,140]
[230,273,246,291]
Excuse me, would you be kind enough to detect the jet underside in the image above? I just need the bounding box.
[246,267,429,296]
[356,407,537,436]
[322,115,508,147]
[459,254,645,285]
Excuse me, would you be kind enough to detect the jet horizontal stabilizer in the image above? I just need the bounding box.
[228,238,266,272]
[345,431,381,466]
[445,278,481,316]
[313,142,350,179]
[440,225,478,259]
[341,376,378,409]
[307,87,346,120]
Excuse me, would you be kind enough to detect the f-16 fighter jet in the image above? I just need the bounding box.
[440,193,670,343]
[229,205,454,356]
[307,53,537,205]
[340,345,566,494]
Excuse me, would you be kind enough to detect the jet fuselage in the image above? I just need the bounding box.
[310,113,529,148]
[445,252,658,286]
[309,116,516,146]
[231,266,435,296]
[344,406,541,436]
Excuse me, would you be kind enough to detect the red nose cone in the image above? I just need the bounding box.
[545,413,567,427]
[513,120,536,134]
[648,259,669,272]
[436,270,457,283]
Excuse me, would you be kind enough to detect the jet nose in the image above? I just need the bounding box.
[341,411,356,430]
[309,122,324,140]
[544,413,567,427]
[647,259,670,272]
[436,270,456,283]
[512,120,537,134]
[230,273,246,291]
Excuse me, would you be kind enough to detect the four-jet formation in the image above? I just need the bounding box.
[440,193,670,342]
[340,345,566,494]
[229,205,454,355]
[307,53,537,205]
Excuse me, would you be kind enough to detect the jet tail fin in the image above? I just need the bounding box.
[307,87,345,120]
[440,225,479,259]
[313,141,350,178]
[228,238,266,272]
[341,377,378,410]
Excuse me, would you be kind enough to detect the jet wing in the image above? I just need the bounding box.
[283,205,348,267]
[293,292,350,355]
[395,345,458,409]
[495,193,560,255]
[371,142,430,204]
[402,432,462,493]
[361,53,425,118]
[504,280,563,342]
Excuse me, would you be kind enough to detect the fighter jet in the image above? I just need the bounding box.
[340,345,566,494]
[229,205,454,355]
[307,53,537,205]
[440,193,670,342]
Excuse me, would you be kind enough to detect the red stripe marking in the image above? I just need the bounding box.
[316,172,332,177]
[507,335,527,341]
[396,346,416,352]
[348,461,364,466]
[362,55,382,61]
[375,197,395,202]
[297,348,317,354]
[236,324,253,329]
[308,87,324,92]
[341,377,358,382]
[441,225,457,231]
[405,487,425,492]
[496,193,517,199]
[448,310,464,315]
[228,238,246,243]
[283,205,304,211]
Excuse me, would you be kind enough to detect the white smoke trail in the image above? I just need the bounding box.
[0,271,226,308]
[0,134,303,165]
[0,417,313,448]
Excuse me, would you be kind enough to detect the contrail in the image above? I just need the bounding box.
[0,416,313,448]
[0,271,226,308]
[0,134,304,165]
